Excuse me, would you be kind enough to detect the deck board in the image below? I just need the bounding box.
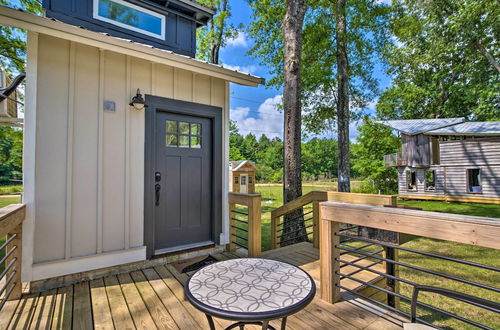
[2,242,403,329]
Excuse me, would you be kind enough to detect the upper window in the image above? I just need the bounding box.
[406,170,417,191]
[94,0,165,39]
[467,169,482,194]
[425,170,436,191]
[248,176,253,184]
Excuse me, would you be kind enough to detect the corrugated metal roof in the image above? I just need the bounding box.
[425,121,500,135]
[376,118,465,135]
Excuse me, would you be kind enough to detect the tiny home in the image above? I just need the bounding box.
[229,160,257,194]
[0,3,264,283]
[379,118,500,203]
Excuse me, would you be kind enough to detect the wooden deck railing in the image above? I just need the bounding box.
[319,202,500,328]
[270,191,396,249]
[0,203,26,309]
[228,192,262,257]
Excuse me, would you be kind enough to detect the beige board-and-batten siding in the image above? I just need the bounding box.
[26,33,229,281]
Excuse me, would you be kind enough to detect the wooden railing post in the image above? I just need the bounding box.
[313,201,320,248]
[320,210,341,303]
[6,223,22,300]
[271,215,279,249]
[228,202,237,252]
[248,195,261,258]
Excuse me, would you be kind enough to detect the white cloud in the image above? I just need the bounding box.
[222,64,258,75]
[231,95,283,138]
[226,32,248,48]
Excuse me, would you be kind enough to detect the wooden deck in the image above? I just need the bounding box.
[0,243,403,329]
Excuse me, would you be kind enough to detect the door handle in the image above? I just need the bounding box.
[155,184,161,206]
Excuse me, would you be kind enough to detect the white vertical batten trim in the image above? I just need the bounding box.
[124,56,131,249]
[22,31,39,281]
[96,49,105,254]
[65,41,76,259]
[222,80,230,244]
[191,72,196,102]
[173,67,177,99]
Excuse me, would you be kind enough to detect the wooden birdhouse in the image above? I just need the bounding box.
[229,161,257,194]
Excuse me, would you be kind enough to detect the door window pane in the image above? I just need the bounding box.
[179,135,189,148]
[166,120,177,133]
[191,136,201,148]
[166,134,177,147]
[241,176,247,185]
[179,122,190,134]
[191,123,201,135]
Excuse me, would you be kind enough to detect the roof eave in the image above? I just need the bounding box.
[0,6,264,87]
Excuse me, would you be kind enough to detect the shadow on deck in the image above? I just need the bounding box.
[0,243,403,329]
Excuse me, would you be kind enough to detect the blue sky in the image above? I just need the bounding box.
[219,0,392,141]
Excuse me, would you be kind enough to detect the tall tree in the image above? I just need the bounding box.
[378,0,499,120]
[336,0,350,192]
[196,0,240,64]
[281,0,308,243]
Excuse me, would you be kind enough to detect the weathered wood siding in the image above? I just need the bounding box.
[398,166,445,196]
[439,138,500,167]
[445,166,500,197]
[27,34,229,280]
[402,134,431,167]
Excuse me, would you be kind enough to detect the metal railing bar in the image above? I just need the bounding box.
[337,232,500,272]
[278,225,314,238]
[231,241,247,249]
[276,218,314,233]
[339,226,358,232]
[336,284,435,328]
[0,270,16,297]
[231,225,248,233]
[339,249,384,267]
[339,242,377,256]
[339,259,382,275]
[337,273,492,330]
[0,234,16,251]
[279,233,310,245]
[231,218,248,224]
[277,210,313,225]
[232,210,248,216]
[0,258,16,281]
[335,244,500,293]
[278,217,313,233]
[0,245,17,265]
[233,234,248,241]
[0,282,16,310]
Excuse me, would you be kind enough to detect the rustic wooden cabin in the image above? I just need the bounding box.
[380,118,500,203]
[0,2,264,284]
[229,160,257,194]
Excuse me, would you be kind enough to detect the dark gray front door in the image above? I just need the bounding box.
[154,111,213,253]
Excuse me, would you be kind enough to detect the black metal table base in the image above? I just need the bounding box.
[206,314,288,330]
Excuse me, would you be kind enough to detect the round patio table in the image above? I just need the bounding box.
[185,258,316,330]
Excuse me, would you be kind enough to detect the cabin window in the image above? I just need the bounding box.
[467,169,482,193]
[425,170,436,191]
[234,176,239,184]
[248,176,253,184]
[94,0,165,39]
[406,170,417,191]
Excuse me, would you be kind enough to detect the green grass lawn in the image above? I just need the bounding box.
[253,185,500,329]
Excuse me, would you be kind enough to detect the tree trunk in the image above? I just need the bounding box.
[281,0,307,246]
[210,0,228,64]
[336,0,350,193]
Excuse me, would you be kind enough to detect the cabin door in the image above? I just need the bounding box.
[240,174,248,193]
[145,95,222,257]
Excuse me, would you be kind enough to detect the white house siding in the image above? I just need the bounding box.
[26,33,229,281]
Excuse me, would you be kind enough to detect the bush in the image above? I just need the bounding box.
[0,185,23,195]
